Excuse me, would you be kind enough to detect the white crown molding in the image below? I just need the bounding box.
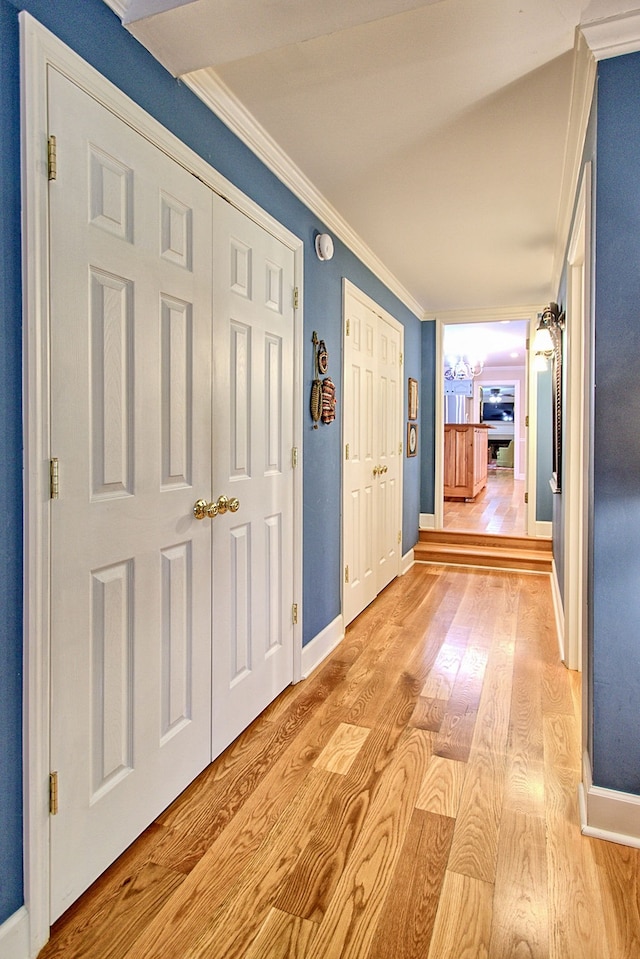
[102,0,127,16]
[552,9,640,296]
[183,69,424,320]
[581,7,640,60]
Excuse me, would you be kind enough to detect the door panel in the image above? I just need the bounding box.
[343,287,403,627]
[210,199,296,757]
[48,68,213,919]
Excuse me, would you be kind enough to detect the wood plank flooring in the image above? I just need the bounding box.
[38,565,640,959]
[444,467,526,535]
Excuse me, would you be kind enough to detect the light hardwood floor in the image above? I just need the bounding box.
[39,565,640,959]
[444,467,527,535]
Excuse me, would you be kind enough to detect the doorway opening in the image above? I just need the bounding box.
[435,314,537,538]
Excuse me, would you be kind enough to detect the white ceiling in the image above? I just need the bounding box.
[110,0,636,316]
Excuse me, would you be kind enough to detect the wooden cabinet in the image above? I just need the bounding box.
[444,424,491,500]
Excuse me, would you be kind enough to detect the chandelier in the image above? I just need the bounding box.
[444,353,484,380]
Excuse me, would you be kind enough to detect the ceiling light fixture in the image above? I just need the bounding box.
[444,353,484,380]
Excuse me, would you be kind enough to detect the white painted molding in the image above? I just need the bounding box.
[550,558,565,664]
[419,513,435,530]
[581,8,640,61]
[551,30,597,302]
[182,70,424,320]
[301,616,344,679]
[535,521,552,538]
[401,549,414,575]
[0,907,29,959]
[101,0,127,16]
[580,752,640,848]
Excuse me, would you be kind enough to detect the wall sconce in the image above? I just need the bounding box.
[315,233,334,261]
[533,302,565,370]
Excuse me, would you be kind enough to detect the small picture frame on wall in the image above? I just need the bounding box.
[408,377,418,421]
[407,422,418,457]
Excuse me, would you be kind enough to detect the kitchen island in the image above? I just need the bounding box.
[444,423,493,500]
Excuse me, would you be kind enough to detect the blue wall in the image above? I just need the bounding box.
[591,51,640,793]
[0,0,423,924]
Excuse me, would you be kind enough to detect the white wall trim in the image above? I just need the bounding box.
[580,753,640,848]
[301,616,344,679]
[550,557,565,664]
[401,549,414,575]
[535,520,552,538]
[0,908,29,959]
[581,9,640,61]
[180,70,424,321]
[551,30,596,299]
[20,12,304,953]
[419,513,435,530]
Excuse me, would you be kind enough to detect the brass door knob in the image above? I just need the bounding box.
[216,495,240,515]
[193,499,219,520]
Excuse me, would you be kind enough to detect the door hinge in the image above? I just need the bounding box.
[49,771,59,815]
[292,447,298,468]
[293,287,299,310]
[292,603,298,625]
[345,565,349,584]
[50,457,59,499]
[346,318,350,336]
[48,135,57,181]
[398,530,402,544]
[524,492,529,504]
[399,441,403,455]
[399,352,403,366]
[345,443,350,460]
[526,337,530,351]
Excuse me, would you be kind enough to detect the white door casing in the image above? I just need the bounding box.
[48,67,215,919]
[342,281,403,627]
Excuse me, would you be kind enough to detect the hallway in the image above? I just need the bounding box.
[39,565,640,959]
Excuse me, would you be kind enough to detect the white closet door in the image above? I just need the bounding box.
[210,197,296,757]
[343,285,403,627]
[375,316,402,593]
[48,68,214,920]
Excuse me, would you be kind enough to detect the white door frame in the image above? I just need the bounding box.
[564,163,592,676]
[433,307,542,535]
[21,14,303,955]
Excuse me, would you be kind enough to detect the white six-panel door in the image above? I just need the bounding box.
[47,67,296,920]
[343,283,403,627]
[210,197,296,757]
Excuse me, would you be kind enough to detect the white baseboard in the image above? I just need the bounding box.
[580,753,640,847]
[0,907,29,959]
[535,520,552,538]
[301,615,344,679]
[401,549,414,575]
[550,557,565,663]
[419,513,435,529]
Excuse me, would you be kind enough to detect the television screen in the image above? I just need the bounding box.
[482,401,514,422]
